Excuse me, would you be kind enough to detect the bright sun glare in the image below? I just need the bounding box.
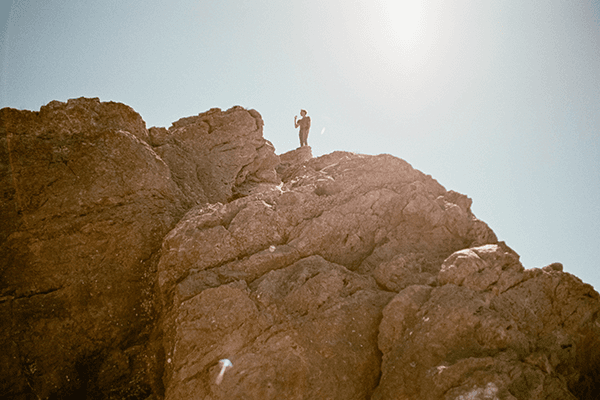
[363,0,446,75]
[381,0,426,50]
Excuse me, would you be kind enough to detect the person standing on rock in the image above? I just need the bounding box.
[294,109,311,147]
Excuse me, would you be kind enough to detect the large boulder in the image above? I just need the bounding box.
[373,243,600,400]
[148,106,280,206]
[0,98,185,399]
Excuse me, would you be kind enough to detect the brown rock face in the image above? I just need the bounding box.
[276,145,313,179]
[2,98,599,400]
[156,151,502,399]
[0,98,279,399]
[373,243,600,400]
[1,98,184,399]
[162,256,391,400]
[148,106,280,205]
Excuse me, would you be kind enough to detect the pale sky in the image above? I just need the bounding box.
[1,0,599,291]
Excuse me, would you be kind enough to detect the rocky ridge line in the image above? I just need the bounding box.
[1,98,598,400]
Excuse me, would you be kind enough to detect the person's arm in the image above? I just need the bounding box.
[294,116,299,128]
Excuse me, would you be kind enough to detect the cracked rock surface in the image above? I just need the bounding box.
[148,106,280,206]
[1,98,599,400]
[374,243,600,399]
[0,98,279,399]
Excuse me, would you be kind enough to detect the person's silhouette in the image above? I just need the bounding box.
[294,109,311,147]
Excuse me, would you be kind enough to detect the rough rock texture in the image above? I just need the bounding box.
[0,98,184,399]
[148,106,280,206]
[0,98,279,399]
[2,98,599,400]
[276,145,312,179]
[155,150,503,399]
[373,243,600,400]
[162,256,392,400]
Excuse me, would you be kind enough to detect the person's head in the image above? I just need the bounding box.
[300,109,307,116]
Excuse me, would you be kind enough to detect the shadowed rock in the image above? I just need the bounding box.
[0,97,185,399]
[0,99,279,399]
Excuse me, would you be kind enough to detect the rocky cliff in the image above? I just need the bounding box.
[1,98,598,400]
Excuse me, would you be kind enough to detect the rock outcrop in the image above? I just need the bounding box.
[374,243,600,399]
[0,98,184,399]
[148,106,279,206]
[0,98,279,399]
[1,98,598,400]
